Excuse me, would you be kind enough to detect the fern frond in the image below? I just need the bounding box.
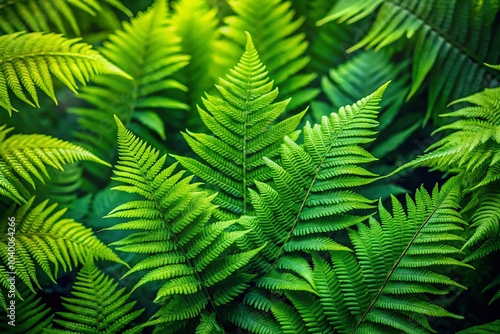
[217,0,319,111]
[175,33,305,220]
[0,31,130,115]
[397,75,500,187]
[0,0,131,35]
[47,259,143,334]
[247,83,386,266]
[274,179,467,333]
[70,0,189,178]
[0,285,53,333]
[456,320,500,333]
[106,117,262,330]
[0,125,109,202]
[320,0,500,123]
[0,197,125,292]
[171,0,222,111]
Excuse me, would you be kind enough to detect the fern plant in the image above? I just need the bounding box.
[272,179,468,334]
[0,124,110,203]
[216,0,319,111]
[0,197,124,295]
[0,0,131,35]
[106,116,262,332]
[70,0,189,179]
[0,31,129,115]
[48,259,143,334]
[175,33,305,221]
[320,0,500,123]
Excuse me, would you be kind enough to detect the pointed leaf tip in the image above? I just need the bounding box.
[244,31,255,50]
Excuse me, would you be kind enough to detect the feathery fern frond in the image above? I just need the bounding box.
[175,33,305,221]
[70,0,189,178]
[106,117,262,330]
[277,179,467,333]
[0,197,125,292]
[0,31,130,115]
[397,70,500,187]
[0,285,53,333]
[171,0,222,111]
[0,125,110,203]
[456,320,500,333]
[0,0,131,35]
[48,259,143,334]
[217,0,319,111]
[320,0,500,123]
[248,83,387,265]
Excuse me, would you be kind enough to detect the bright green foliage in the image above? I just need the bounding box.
[0,125,109,203]
[0,197,124,293]
[70,0,189,176]
[0,0,130,35]
[320,0,500,123]
[457,320,500,333]
[248,83,386,264]
[171,0,221,111]
[217,0,319,111]
[48,259,143,334]
[106,117,262,330]
[280,179,467,334]
[0,31,130,115]
[175,33,305,220]
[0,286,53,332]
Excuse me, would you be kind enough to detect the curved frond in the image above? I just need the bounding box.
[106,117,261,330]
[70,0,189,178]
[175,33,305,220]
[0,197,125,292]
[217,0,319,111]
[0,125,109,203]
[0,31,129,115]
[48,259,143,334]
[320,0,500,123]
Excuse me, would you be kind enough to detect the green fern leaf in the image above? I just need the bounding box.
[217,0,319,111]
[48,259,143,334]
[277,179,468,333]
[0,31,130,115]
[70,0,189,180]
[106,117,262,330]
[0,125,110,202]
[0,0,131,35]
[0,197,125,292]
[247,83,387,266]
[320,0,500,123]
[175,33,305,220]
[0,285,53,333]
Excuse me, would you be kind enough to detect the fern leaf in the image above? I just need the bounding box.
[48,259,143,334]
[0,0,131,35]
[0,125,109,202]
[276,179,468,333]
[248,83,386,266]
[175,33,305,220]
[0,31,130,115]
[0,197,125,292]
[106,117,261,330]
[217,0,319,111]
[320,0,500,123]
[0,285,53,333]
[70,0,189,178]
